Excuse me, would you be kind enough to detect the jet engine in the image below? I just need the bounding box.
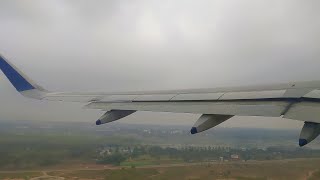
[299,122,320,147]
[190,114,233,134]
[96,110,136,125]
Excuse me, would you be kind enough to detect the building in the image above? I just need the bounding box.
[231,154,240,161]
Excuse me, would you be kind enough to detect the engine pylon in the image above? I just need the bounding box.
[299,122,320,147]
[190,114,233,134]
[96,110,136,125]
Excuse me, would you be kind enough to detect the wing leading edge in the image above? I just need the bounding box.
[1,54,320,147]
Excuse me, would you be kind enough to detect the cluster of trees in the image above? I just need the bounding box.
[2,132,320,169]
[96,145,320,166]
[97,153,126,166]
[0,134,99,169]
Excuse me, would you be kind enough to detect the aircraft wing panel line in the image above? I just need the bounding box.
[42,92,320,103]
[84,101,289,117]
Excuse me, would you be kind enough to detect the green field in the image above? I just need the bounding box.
[0,159,318,180]
[0,172,42,179]
[2,121,320,179]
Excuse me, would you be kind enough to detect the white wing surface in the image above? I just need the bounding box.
[1,54,320,147]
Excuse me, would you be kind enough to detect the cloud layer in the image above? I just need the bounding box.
[0,0,319,128]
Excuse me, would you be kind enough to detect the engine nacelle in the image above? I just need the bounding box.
[190,114,233,134]
[96,110,136,125]
[299,122,320,147]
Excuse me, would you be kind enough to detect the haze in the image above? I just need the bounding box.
[0,0,319,129]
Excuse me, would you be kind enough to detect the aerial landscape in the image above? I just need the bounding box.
[1,120,320,179]
[1,0,320,179]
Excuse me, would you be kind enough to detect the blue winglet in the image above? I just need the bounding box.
[0,55,35,92]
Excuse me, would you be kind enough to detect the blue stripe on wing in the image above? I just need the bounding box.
[0,55,35,92]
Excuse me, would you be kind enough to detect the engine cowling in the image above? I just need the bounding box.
[96,110,136,125]
[299,122,320,147]
[190,114,233,134]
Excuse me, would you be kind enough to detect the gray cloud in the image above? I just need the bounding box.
[0,0,319,128]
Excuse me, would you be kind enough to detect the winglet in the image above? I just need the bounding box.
[0,54,48,99]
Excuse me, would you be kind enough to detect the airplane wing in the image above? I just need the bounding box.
[1,54,320,147]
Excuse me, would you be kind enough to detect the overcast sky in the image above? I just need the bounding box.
[0,0,319,129]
